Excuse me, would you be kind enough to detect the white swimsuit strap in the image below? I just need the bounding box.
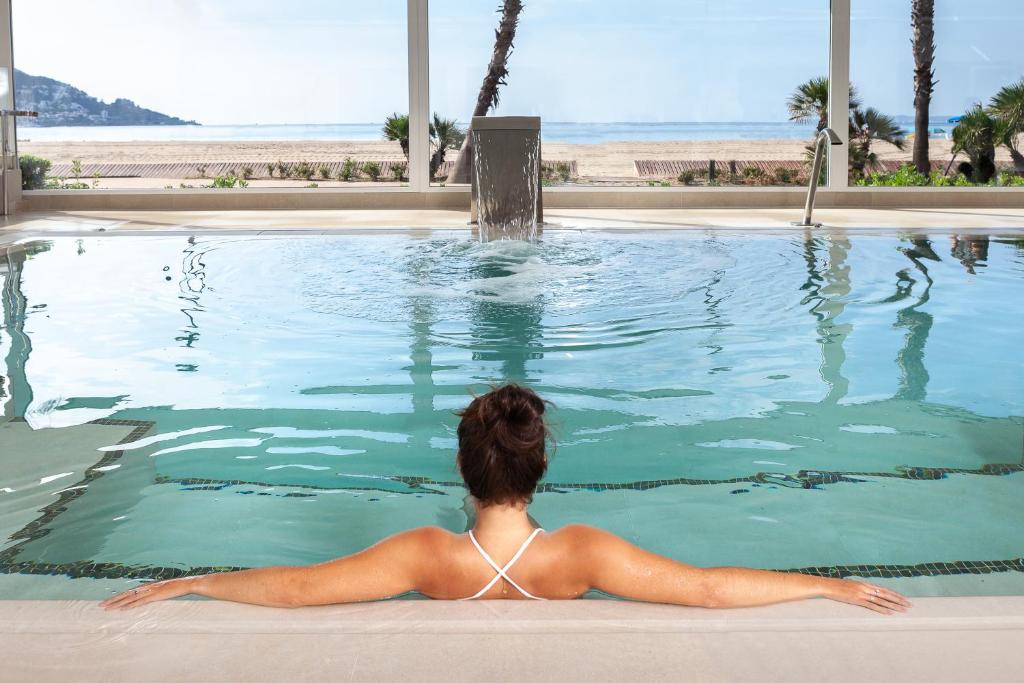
[459,528,546,601]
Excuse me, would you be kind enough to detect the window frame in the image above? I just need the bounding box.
[3,0,1021,210]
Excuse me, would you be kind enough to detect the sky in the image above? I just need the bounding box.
[11,0,1024,125]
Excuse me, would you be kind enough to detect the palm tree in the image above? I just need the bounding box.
[383,113,410,160]
[849,107,907,177]
[447,0,525,184]
[989,79,1024,172]
[950,104,1002,183]
[429,114,466,180]
[911,0,936,174]
[787,77,862,132]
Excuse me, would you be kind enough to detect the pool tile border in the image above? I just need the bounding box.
[156,460,1024,497]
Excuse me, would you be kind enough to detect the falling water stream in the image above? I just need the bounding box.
[472,125,541,242]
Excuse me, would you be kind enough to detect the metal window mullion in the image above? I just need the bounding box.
[828,0,851,189]
[0,0,18,213]
[407,0,430,192]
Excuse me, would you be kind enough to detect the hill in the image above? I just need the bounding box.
[14,69,197,127]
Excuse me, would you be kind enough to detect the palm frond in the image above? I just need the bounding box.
[989,79,1024,150]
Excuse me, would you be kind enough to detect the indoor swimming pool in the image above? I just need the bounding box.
[1,229,1021,599]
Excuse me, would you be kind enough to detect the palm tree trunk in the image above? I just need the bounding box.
[1010,146,1024,174]
[448,0,524,185]
[911,0,936,174]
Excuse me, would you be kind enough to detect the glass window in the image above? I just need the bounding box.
[430,1,830,188]
[13,1,408,190]
[851,0,1024,187]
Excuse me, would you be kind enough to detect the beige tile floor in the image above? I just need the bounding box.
[1,208,1021,681]
[1,207,1024,241]
[0,598,1022,681]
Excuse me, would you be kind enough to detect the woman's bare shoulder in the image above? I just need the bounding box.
[547,524,625,549]
[399,526,459,547]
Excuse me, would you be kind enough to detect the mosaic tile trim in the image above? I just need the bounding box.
[154,474,447,496]
[1,554,1021,583]
[156,461,1024,497]
[0,417,155,567]
[781,557,1024,579]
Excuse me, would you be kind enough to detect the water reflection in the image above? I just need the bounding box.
[466,250,545,383]
[406,240,438,458]
[799,229,852,404]
[949,235,989,275]
[891,237,939,402]
[1,243,50,418]
[175,236,207,353]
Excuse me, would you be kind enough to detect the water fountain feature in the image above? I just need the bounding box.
[470,116,543,241]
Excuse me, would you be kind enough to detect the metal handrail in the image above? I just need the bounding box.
[792,127,842,228]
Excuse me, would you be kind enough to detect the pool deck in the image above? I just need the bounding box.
[1,206,1024,240]
[0,597,1022,681]
[2,207,1022,681]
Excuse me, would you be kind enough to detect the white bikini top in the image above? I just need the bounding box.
[459,528,546,601]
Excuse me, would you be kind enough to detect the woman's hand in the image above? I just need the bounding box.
[100,577,197,610]
[823,579,912,614]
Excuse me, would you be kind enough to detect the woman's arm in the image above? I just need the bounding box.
[568,525,911,614]
[101,527,445,610]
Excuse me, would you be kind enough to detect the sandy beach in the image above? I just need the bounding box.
[19,138,1008,186]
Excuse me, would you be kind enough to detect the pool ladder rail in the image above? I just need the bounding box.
[792,127,842,228]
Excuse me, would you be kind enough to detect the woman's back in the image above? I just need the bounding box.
[416,525,590,601]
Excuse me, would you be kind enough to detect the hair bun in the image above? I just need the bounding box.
[487,384,543,427]
[456,384,551,506]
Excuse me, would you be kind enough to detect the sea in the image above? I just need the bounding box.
[16,119,956,144]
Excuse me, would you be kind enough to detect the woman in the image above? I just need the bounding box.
[102,385,910,614]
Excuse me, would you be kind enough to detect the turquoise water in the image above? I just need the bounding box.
[0,230,1022,599]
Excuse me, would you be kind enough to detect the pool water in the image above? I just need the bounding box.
[1,230,1022,599]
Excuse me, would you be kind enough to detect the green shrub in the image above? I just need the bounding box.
[555,162,572,182]
[362,161,382,181]
[266,162,276,178]
[773,167,795,184]
[19,155,51,190]
[996,171,1024,187]
[44,178,90,190]
[852,163,1024,187]
[207,175,248,189]
[319,164,332,180]
[295,161,313,180]
[339,157,357,181]
[742,166,765,179]
[856,164,946,187]
[276,161,289,178]
[678,170,696,185]
[391,162,407,181]
[305,182,319,188]
[241,165,254,180]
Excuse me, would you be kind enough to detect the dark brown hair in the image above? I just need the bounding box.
[456,384,550,506]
